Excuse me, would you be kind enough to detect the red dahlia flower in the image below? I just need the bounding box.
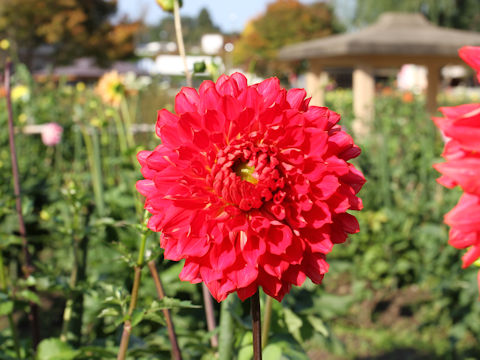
[136,73,365,302]
[433,46,480,292]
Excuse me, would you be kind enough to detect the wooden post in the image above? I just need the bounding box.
[306,63,327,106]
[353,64,375,136]
[426,64,440,115]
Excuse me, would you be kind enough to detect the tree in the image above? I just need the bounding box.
[233,0,342,77]
[0,0,141,68]
[352,0,480,31]
[142,7,220,52]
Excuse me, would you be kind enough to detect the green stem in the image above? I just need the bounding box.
[261,295,273,349]
[81,126,105,216]
[113,111,128,155]
[117,224,149,360]
[218,294,237,359]
[60,207,91,346]
[0,251,21,359]
[120,99,135,150]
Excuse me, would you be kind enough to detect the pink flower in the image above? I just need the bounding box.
[433,46,480,294]
[41,122,63,146]
[137,73,365,302]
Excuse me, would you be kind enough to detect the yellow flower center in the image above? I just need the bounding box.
[234,161,258,184]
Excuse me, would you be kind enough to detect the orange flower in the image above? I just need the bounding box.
[402,91,414,103]
[95,70,126,107]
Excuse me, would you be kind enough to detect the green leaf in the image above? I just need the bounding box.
[263,344,282,360]
[0,300,14,316]
[98,307,120,318]
[283,308,303,343]
[307,316,329,337]
[18,289,41,304]
[130,308,145,327]
[151,297,200,310]
[36,338,77,360]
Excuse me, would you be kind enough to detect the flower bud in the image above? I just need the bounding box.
[156,0,182,12]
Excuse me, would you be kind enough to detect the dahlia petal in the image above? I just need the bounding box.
[230,72,248,91]
[303,106,329,129]
[218,76,240,97]
[434,159,480,194]
[304,252,329,284]
[336,213,360,234]
[267,222,293,255]
[258,269,284,299]
[179,260,202,283]
[462,245,480,268]
[256,77,281,107]
[459,46,480,72]
[156,109,178,136]
[175,87,200,114]
[448,228,477,249]
[306,128,329,157]
[136,179,155,197]
[286,88,307,109]
[137,150,152,167]
[445,193,480,232]
[314,175,340,200]
[438,103,480,120]
[283,265,306,287]
[237,282,258,301]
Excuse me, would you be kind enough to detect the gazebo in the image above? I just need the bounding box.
[278,12,480,131]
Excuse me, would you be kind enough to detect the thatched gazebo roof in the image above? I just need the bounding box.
[278,12,480,134]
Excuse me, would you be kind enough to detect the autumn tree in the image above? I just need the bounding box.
[233,0,342,76]
[0,0,141,69]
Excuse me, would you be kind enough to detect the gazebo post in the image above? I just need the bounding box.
[306,62,328,106]
[426,64,441,115]
[353,64,375,136]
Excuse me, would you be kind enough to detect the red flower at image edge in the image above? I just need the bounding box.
[136,73,365,302]
[433,46,480,292]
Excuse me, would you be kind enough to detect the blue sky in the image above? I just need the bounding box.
[117,0,321,33]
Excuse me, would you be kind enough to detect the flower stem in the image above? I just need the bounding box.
[4,59,40,349]
[251,291,262,360]
[173,0,192,87]
[261,295,273,348]
[202,284,219,348]
[80,126,105,216]
[147,260,182,360]
[218,294,237,360]
[117,226,149,360]
[0,250,21,359]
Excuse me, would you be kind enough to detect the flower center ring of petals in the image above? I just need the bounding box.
[208,138,284,211]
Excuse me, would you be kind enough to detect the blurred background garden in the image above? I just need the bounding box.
[1,0,480,359]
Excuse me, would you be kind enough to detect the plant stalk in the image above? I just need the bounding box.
[147,260,182,360]
[261,295,273,349]
[117,229,148,360]
[218,294,237,360]
[5,59,40,348]
[0,250,21,359]
[251,291,262,360]
[173,0,192,87]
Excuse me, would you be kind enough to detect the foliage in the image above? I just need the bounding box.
[1,62,480,359]
[0,0,141,68]
[233,0,343,77]
[352,0,480,30]
[324,88,480,358]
